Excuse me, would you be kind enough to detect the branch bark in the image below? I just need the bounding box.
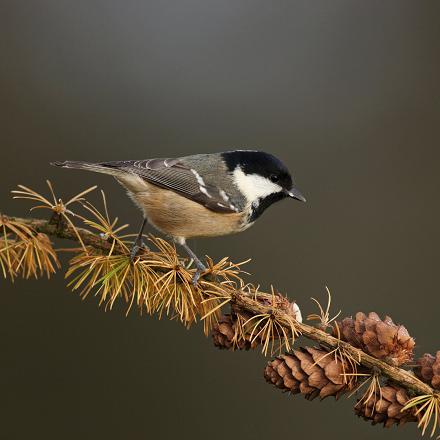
[1,213,434,397]
[4,214,120,253]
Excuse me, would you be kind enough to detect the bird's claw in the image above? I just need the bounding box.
[191,264,207,286]
[130,239,149,262]
[130,245,140,262]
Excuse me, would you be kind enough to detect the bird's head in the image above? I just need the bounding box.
[222,150,305,221]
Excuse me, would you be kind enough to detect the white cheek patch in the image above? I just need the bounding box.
[232,167,283,203]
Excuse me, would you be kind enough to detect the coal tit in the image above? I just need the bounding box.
[52,150,305,283]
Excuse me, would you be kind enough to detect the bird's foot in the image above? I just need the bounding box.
[178,240,207,285]
[192,262,207,286]
[130,238,150,262]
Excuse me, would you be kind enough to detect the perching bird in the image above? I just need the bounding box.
[52,150,305,283]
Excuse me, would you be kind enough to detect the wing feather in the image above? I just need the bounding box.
[100,158,238,214]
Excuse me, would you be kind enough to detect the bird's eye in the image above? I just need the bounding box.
[270,174,279,183]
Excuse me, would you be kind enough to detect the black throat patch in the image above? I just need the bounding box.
[248,192,287,223]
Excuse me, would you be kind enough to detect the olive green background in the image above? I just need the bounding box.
[1,1,439,439]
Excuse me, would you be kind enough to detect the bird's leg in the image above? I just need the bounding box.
[179,240,207,285]
[130,218,149,261]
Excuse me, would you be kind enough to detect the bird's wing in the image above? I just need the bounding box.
[100,158,239,213]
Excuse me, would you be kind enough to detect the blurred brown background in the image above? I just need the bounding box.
[1,1,439,439]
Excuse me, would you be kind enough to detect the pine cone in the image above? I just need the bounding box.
[264,346,354,400]
[336,312,415,366]
[414,351,440,389]
[212,313,257,350]
[212,293,301,351]
[355,384,416,428]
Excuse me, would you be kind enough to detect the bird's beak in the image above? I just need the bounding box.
[285,186,306,202]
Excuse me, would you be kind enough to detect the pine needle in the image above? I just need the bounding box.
[12,181,97,252]
[66,251,158,313]
[350,371,383,416]
[316,323,361,388]
[199,283,234,335]
[243,310,300,356]
[402,394,440,437]
[78,191,130,254]
[307,286,341,331]
[0,216,60,280]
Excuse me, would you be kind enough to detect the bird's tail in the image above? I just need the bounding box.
[51,160,121,176]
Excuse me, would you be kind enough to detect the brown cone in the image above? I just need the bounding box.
[212,292,299,351]
[414,351,440,389]
[335,312,415,366]
[264,346,355,400]
[212,313,257,350]
[355,384,417,428]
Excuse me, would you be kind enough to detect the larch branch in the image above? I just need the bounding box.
[1,213,434,397]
